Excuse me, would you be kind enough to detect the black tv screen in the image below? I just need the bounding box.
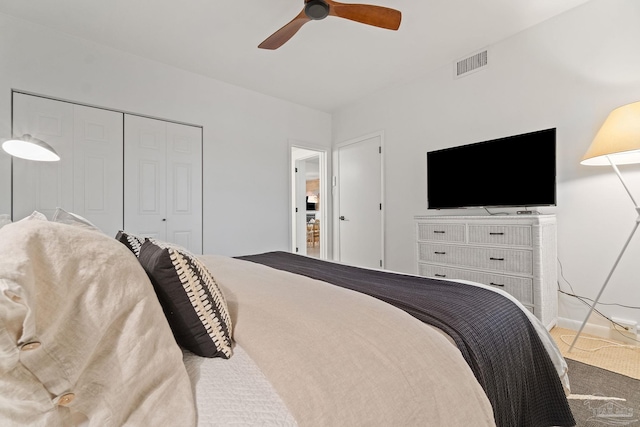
[427,128,556,209]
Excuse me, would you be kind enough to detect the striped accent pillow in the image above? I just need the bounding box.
[138,239,233,358]
[115,230,146,257]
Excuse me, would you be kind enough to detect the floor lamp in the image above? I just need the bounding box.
[2,134,60,161]
[569,101,640,352]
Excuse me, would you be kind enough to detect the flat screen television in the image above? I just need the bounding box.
[426,128,556,209]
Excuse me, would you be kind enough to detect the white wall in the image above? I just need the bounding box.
[332,0,640,331]
[0,12,331,256]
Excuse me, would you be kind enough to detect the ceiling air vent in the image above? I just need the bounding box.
[454,49,488,79]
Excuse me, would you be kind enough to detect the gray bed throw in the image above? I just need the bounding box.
[236,251,575,427]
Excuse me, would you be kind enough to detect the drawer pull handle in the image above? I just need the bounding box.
[435,274,446,278]
[489,232,504,235]
[489,257,505,261]
[434,251,446,255]
[433,230,445,234]
[490,282,505,287]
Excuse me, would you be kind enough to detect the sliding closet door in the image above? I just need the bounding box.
[72,104,124,236]
[12,94,74,220]
[124,115,167,241]
[12,93,124,235]
[124,115,202,253]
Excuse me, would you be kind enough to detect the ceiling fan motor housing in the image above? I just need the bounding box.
[305,0,330,20]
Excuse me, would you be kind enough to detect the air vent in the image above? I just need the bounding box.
[454,49,488,78]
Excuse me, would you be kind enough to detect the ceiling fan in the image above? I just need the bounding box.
[258,0,402,50]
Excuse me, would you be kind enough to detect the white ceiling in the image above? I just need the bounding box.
[0,0,590,113]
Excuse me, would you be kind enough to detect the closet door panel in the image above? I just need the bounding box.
[72,105,123,236]
[12,94,124,232]
[166,122,202,254]
[12,94,73,220]
[124,115,167,240]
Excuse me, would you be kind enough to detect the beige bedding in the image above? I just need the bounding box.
[200,255,496,427]
[0,219,196,427]
[0,215,507,426]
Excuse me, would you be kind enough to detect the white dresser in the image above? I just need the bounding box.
[415,215,557,329]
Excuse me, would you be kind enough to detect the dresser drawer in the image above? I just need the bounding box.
[417,263,534,304]
[468,225,532,247]
[417,223,465,243]
[418,243,533,275]
[415,215,557,329]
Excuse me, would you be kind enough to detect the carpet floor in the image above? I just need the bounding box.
[566,359,640,427]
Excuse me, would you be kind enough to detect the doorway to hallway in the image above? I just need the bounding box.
[291,146,327,259]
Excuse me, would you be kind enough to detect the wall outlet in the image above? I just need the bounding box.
[610,317,638,337]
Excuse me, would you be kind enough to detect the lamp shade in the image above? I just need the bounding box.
[581,101,640,166]
[2,134,60,162]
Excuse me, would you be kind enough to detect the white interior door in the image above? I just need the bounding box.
[337,133,383,269]
[12,93,123,236]
[295,159,307,255]
[124,114,203,254]
[165,121,203,253]
[124,115,167,241]
[72,105,123,237]
[12,94,74,221]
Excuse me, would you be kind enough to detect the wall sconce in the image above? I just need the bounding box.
[2,134,60,162]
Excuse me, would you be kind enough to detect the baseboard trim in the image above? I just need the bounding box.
[556,317,639,345]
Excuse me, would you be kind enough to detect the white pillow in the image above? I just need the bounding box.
[0,214,11,229]
[0,220,196,426]
[17,210,48,222]
[51,207,102,233]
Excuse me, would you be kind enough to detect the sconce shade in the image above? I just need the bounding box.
[581,101,640,166]
[2,134,60,162]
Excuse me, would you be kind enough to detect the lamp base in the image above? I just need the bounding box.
[568,160,639,352]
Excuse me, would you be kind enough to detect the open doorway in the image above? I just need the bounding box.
[291,146,327,259]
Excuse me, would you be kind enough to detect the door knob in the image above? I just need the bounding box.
[339,216,346,220]
[162,218,166,222]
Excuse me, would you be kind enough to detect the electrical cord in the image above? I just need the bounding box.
[558,288,640,343]
[557,257,640,345]
[557,258,640,310]
[482,207,510,216]
[482,207,542,216]
[558,288,640,311]
[557,333,639,352]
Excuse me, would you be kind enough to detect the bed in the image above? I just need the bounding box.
[0,214,575,427]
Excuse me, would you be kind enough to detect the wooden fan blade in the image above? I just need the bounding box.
[258,9,311,50]
[327,0,401,30]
